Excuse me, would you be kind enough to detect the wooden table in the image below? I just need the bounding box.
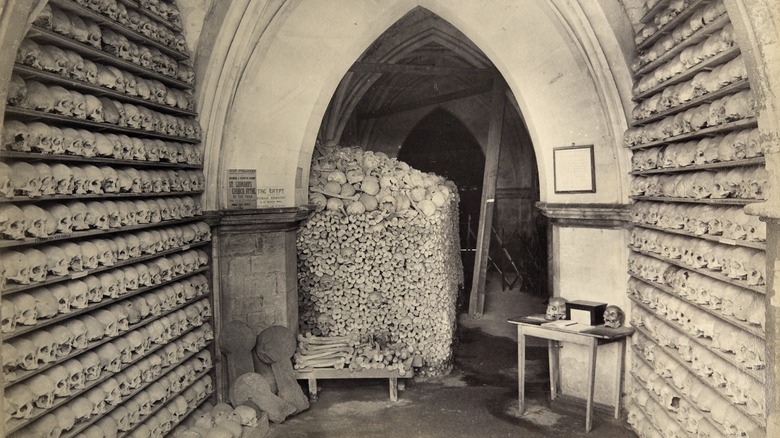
[508,316,634,432]
[294,368,414,402]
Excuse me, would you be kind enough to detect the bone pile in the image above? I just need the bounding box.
[297,144,462,376]
[169,401,267,438]
[294,334,417,375]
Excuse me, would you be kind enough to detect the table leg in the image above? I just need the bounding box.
[389,377,398,402]
[308,378,318,402]
[614,339,626,419]
[518,327,526,415]
[548,340,559,401]
[585,339,597,432]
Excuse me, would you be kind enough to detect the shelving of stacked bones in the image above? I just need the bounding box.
[625,1,767,437]
[1,1,216,437]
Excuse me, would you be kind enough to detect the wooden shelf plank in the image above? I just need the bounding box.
[630,196,763,206]
[49,0,188,61]
[631,327,765,426]
[13,64,197,117]
[5,107,200,144]
[629,296,765,383]
[0,150,203,169]
[628,273,765,339]
[637,0,713,51]
[633,14,731,78]
[0,214,203,249]
[627,118,758,150]
[631,79,750,126]
[629,247,766,294]
[2,238,209,296]
[631,223,766,251]
[629,156,764,176]
[24,27,192,90]
[633,46,741,101]
[639,0,672,25]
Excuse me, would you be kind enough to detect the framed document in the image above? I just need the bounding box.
[553,144,596,193]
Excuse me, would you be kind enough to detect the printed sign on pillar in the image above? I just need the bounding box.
[227,169,257,208]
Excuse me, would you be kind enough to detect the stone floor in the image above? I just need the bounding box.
[265,273,637,438]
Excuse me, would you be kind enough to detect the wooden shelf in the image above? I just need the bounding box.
[634,14,731,77]
[630,195,763,206]
[629,247,765,294]
[633,46,741,100]
[0,151,202,169]
[4,288,211,390]
[630,296,765,383]
[631,79,750,126]
[629,371,716,436]
[637,0,713,51]
[632,223,765,251]
[24,27,191,90]
[117,370,213,438]
[13,65,197,117]
[55,354,212,438]
[0,214,203,249]
[1,190,203,204]
[628,273,765,339]
[49,0,188,61]
[627,117,757,150]
[631,327,765,426]
[119,0,184,34]
[4,321,210,434]
[5,107,200,144]
[629,156,764,176]
[639,0,671,24]
[2,237,209,296]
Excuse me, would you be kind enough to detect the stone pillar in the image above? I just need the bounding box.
[213,207,310,335]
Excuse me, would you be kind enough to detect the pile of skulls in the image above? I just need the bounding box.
[2,162,203,198]
[624,90,756,148]
[2,121,202,163]
[9,79,201,139]
[631,202,766,242]
[298,144,462,376]
[170,400,266,438]
[633,16,735,96]
[629,128,763,172]
[632,55,747,121]
[2,272,210,337]
[629,228,766,285]
[12,41,194,111]
[629,167,768,200]
[632,0,728,70]
[4,296,211,386]
[0,195,202,240]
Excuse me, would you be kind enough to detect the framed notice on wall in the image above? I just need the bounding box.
[553,144,596,193]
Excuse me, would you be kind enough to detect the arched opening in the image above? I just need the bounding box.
[397,109,485,294]
[315,7,548,315]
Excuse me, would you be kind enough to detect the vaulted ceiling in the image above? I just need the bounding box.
[320,8,499,146]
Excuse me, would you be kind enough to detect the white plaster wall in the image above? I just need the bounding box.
[554,225,630,404]
[210,0,633,209]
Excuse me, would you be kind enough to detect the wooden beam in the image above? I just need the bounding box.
[349,62,497,77]
[468,78,506,317]
[357,82,493,120]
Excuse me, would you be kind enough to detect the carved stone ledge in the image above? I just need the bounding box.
[211,206,312,233]
[536,202,631,228]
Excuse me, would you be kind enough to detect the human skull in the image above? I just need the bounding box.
[93,309,120,337]
[27,373,57,410]
[544,297,567,320]
[82,314,106,342]
[5,384,35,421]
[63,318,88,351]
[11,162,42,197]
[29,287,60,318]
[46,364,71,398]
